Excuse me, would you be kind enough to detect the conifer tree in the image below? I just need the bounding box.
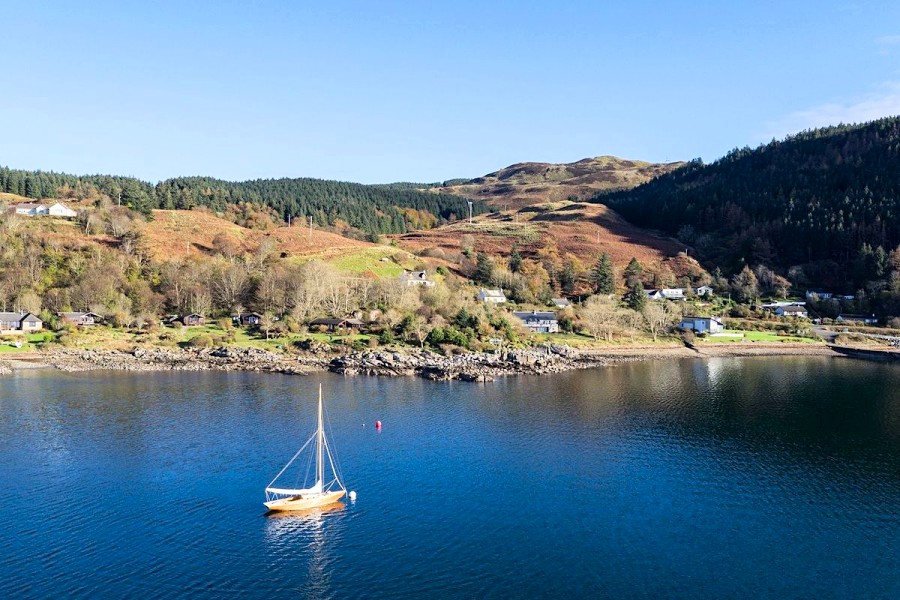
[624,257,643,287]
[624,280,646,311]
[591,253,615,294]
[474,252,494,285]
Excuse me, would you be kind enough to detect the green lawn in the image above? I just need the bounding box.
[700,329,819,344]
[0,332,56,352]
[326,247,412,277]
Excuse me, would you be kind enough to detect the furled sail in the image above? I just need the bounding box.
[266,480,323,496]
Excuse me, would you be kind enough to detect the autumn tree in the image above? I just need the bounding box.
[643,302,680,341]
[731,265,759,302]
[580,295,619,341]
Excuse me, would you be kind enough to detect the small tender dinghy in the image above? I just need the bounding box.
[264,385,346,511]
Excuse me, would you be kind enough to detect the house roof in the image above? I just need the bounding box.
[310,317,364,326]
[59,311,102,319]
[402,270,430,280]
[479,288,505,297]
[778,306,807,313]
[513,311,557,321]
[682,316,723,324]
[0,312,28,321]
[0,312,42,323]
[551,297,570,305]
[14,203,46,209]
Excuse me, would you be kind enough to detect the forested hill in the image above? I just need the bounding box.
[0,168,485,234]
[598,116,900,281]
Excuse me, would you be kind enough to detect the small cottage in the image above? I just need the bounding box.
[835,314,877,325]
[309,317,365,333]
[679,316,724,334]
[551,298,571,308]
[58,311,102,327]
[47,202,78,218]
[477,288,507,303]
[14,203,48,216]
[180,313,206,326]
[774,306,808,318]
[234,312,263,327]
[0,312,43,333]
[400,270,435,287]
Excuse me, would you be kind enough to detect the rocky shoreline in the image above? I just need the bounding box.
[39,346,327,375]
[0,341,842,381]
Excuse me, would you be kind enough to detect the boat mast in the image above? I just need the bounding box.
[317,384,324,489]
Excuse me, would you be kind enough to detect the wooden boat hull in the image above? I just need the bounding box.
[264,490,345,512]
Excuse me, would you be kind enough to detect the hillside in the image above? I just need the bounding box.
[598,116,900,287]
[143,210,374,261]
[434,156,684,209]
[396,201,703,289]
[11,207,424,274]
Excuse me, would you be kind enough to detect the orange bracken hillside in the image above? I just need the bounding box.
[143,210,373,260]
[397,202,694,274]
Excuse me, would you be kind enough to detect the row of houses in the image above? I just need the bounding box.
[805,290,855,301]
[10,202,78,218]
[1,311,106,333]
[476,289,569,309]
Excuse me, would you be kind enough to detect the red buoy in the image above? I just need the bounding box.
[375,420,382,430]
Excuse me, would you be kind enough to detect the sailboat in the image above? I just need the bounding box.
[264,384,346,511]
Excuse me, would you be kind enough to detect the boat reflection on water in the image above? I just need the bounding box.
[263,502,346,523]
[263,503,347,597]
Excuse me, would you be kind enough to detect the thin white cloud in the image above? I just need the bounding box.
[876,35,900,45]
[760,81,900,142]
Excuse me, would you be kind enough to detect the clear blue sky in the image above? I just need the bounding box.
[2,0,900,183]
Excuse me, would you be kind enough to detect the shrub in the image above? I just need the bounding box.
[188,334,213,348]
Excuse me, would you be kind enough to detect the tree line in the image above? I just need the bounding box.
[0,167,486,235]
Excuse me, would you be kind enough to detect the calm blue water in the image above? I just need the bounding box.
[0,357,898,598]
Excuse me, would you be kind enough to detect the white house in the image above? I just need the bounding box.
[761,301,805,309]
[48,202,78,218]
[14,203,48,216]
[835,314,877,325]
[806,290,855,301]
[647,288,685,300]
[774,305,808,318]
[693,286,714,296]
[679,316,724,334]
[513,311,559,334]
[13,201,76,218]
[477,288,507,303]
[551,298,571,308]
[400,270,435,287]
